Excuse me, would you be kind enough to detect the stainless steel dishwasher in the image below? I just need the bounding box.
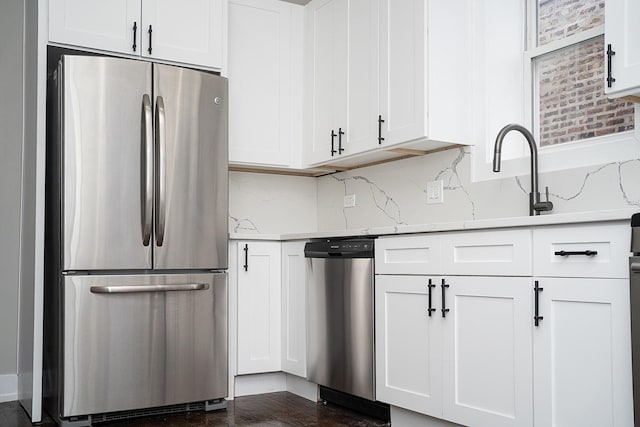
[304,238,376,402]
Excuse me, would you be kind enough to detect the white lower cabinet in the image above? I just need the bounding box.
[281,241,307,377]
[376,274,533,427]
[533,277,633,427]
[375,275,443,415]
[376,222,633,427]
[236,241,282,374]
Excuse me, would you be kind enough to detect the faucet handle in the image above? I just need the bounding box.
[534,186,554,213]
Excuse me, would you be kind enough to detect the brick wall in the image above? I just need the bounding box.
[537,0,634,147]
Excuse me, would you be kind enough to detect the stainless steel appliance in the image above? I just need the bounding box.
[43,55,228,425]
[630,213,640,425]
[304,239,376,401]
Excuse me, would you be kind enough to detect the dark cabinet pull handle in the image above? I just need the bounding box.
[338,128,345,154]
[132,21,137,52]
[148,25,153,54]
[554,250,598,257]
[607,44,616,88]
[441,279,450,318]
[427,279,436,317]
[243,244,248,271]
[330,130,337,156]
[378,115,385,144]
[534,280,543,326]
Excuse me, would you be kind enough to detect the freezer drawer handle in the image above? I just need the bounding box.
[554,250,597,257]
[90,283,210,294]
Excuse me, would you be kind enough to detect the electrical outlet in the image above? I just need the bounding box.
[426,180,444,204]
[344,194,356,208]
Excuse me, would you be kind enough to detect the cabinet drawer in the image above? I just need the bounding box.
[375,234,441,275]
[533,222,629,278]
[441,229,532,276]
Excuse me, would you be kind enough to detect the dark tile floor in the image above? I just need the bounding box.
[0,392,389,427]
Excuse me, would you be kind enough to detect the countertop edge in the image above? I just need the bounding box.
[229,208,637,241]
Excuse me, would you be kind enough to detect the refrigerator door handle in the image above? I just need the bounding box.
[141,94,153,246]
[155,96,166,246]
[89,283,210,294]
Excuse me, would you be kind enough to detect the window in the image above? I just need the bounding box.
[472,0,640,182]
[527,0,634,147]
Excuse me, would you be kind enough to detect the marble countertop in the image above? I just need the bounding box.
[229,208,637,241]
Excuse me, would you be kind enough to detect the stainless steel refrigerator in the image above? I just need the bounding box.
[44,55,228,425]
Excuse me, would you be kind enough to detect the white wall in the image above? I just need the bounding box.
[0,0,24,378]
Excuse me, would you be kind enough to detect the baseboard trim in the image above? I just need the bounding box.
[234,372,286,397]
[285,374,317,402]
[0,374,18,403]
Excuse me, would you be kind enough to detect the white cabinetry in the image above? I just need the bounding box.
[236,241,282,374]
[605,0,640,99]
[532,223,633,427]
[533,277,632,427]
[49,0,141,55]
[227,0,304,168]
[375,275,443,416]
[281,241,307,377]
[442,275,532,427]
[49,0,224,69]
[304,0,378,165]
[303,0,472,168]
[376,222,633,427]
[375,230,533,427]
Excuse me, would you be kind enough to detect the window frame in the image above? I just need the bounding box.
[472,0,640,182]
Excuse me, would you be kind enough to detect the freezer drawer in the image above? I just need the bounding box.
[61,273,227,417]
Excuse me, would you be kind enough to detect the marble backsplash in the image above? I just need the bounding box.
[229,148,640,235]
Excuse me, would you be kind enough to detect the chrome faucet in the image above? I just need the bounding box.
[492,124,553,216]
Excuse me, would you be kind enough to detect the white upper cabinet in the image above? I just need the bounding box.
[303,0,473,168]
[140,0,224,68]
[605,0,640,98]
[379,0,472,148]
[49,0,141,55]
[49,0,225,69]
[227,0,303,168]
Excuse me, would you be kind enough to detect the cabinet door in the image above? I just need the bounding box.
[442,276,533,427]
[141,0,224,69]
[605,0,640,97]
[237,241,282,374]
[228,0,300,167]
[305,0,346,165]
[340,0,379,156]
[49,0,141,56]
[281,241,307,377]
[533,278,633,427]
[375,275,443,417]
[378,0,472,147]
